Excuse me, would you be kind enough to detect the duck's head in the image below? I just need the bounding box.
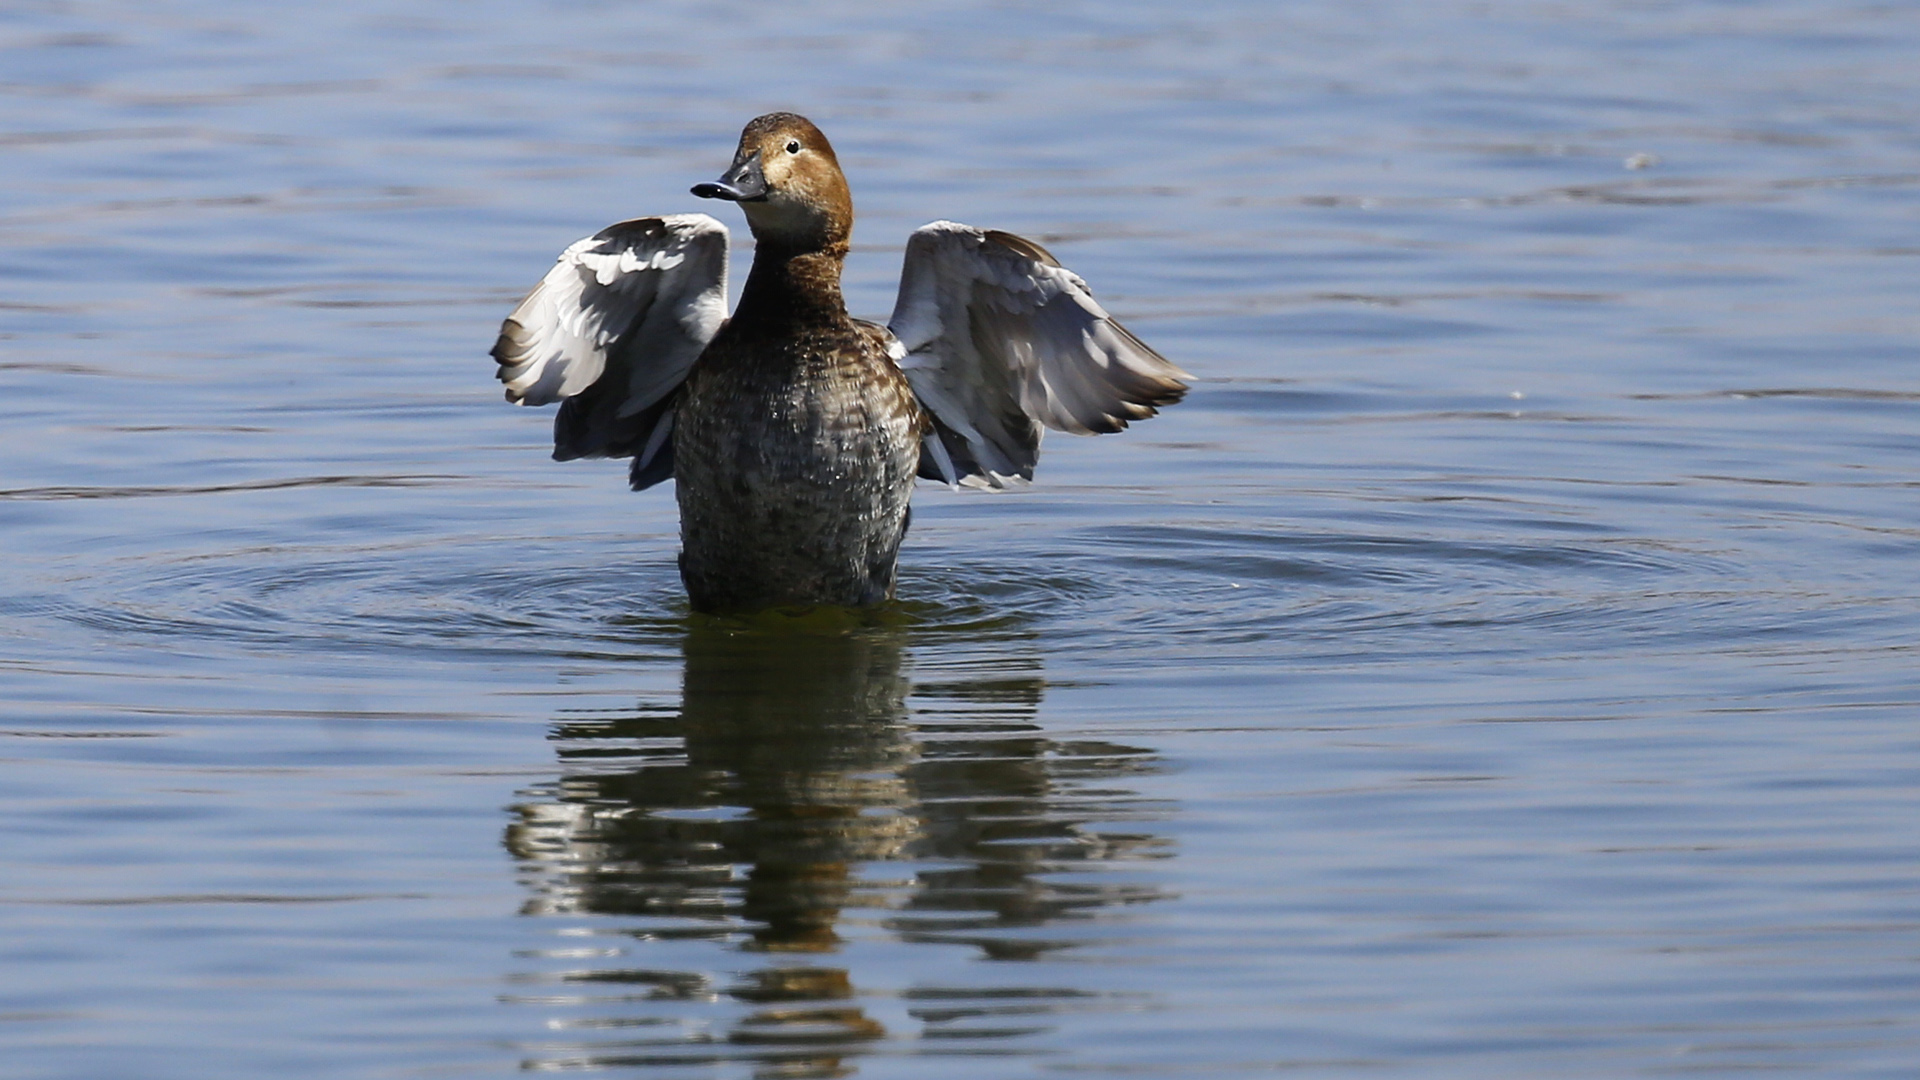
[692,112,852,251]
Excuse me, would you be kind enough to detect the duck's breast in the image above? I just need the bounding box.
[673,326,923,609]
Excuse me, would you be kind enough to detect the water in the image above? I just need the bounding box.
[4,1,1920,1076]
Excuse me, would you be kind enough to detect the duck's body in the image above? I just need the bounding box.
[676,255,922,610]
[493,113,1188,614]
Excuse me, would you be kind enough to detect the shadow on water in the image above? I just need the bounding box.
[502,614,1177,1074]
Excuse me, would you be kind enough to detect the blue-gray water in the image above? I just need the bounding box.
[4,2,1919,1077]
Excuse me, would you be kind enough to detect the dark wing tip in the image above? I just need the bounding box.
[492,319,530,402]
[982,229,1063,267]
[490,321,524,366]
[591,217,670,243]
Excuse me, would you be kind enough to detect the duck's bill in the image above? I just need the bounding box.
[691,151,768,201]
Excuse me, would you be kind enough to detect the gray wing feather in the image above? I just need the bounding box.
[887,221,1189,489]
[492,214,728,474]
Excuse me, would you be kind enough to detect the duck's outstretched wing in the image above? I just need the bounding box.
[492,214,728,489]
[886,220,1190,489]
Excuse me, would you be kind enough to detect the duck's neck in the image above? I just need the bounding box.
[735,242,850,331]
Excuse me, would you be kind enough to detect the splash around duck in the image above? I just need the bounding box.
[492,113,1189,614]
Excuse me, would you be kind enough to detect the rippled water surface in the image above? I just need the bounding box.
[5,2,1920,1077]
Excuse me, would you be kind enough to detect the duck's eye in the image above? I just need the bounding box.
[785,139,801,154]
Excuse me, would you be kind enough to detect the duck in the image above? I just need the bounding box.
[492,112,1189,614]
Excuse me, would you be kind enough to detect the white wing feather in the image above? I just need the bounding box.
[887,221,1189,489]
[493,214,728,464]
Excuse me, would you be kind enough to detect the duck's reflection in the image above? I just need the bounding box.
[505,621,1172,1074]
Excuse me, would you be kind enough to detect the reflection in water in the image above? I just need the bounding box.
[504,621,1174,1073]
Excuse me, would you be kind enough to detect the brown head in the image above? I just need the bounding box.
[692,112,852,253]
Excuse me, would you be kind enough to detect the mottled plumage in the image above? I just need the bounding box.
[491,113,1189,613]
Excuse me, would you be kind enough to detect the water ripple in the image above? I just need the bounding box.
[0,474,464,501]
